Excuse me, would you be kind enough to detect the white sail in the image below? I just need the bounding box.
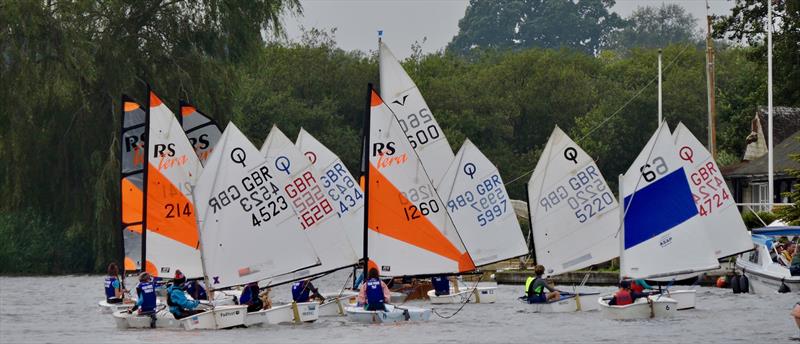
[295,128,364,254]
[379,41,454,186]
[366,89,474,277]
[260,126,358,283]
[527,126,620,276]
[144,91,203,279]
[673,122,752,258]
[194,123,321,289]
[437,139,528,267]
[620,122,719,279]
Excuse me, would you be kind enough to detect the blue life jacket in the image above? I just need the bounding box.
[239,284,259,305]
[365,278,384,307]
[432,275,450,295]
[104,276,119,300]
[185,281,207,300]
[137,281,157,312]
[292,281,310,302]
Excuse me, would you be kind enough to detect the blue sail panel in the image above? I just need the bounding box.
[623,168,698,250]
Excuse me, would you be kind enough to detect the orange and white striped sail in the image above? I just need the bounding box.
[145,90,203,278]
[367,89,474,276]
[295,128,364,254]
[260,127,358,283]
[179,101,222,166]
[194,123,321,289]
[379,41,454,186]
[120,95,146,272]
[437,139,528,267]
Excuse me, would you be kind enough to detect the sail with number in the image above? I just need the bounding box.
[194,123,321,289]
[527,126,620,276]
[260,127,358,283]
[365,87,475,276]
[673,122,751,258]
[120,95,146,272]
[379,41,453,186]
[296,128,364,254]
[619,122,719,279]
[144,90,203,278]
[179,101,222,166]
[437,139,528,267]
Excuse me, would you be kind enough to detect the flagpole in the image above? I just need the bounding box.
[658,49,663,125]
[767,0,774,208]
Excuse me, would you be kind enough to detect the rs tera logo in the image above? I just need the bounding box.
[153,143,176,157]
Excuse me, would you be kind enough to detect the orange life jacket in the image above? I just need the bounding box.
[630,281,644,294]
[615,289,633,306]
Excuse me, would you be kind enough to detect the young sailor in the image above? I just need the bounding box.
[431,275,451,296]
[185,279,208,300]
[239,281,264,312]
[291,279,325,303]
[104,262,126,304]
[790,247,800,276]
[628,277,654,294]
[357,268,391,311]
[525,265,561,303]
[166,270,202,319]
[127,272,157,315]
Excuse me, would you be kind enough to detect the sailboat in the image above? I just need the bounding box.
[178,101,222,166]
[193,122,325,328]
[599,122,720,319]
[655,122,755,309]
[428,139,529,304]
[525,126,619,312]
[102,95,147,314]
[346,85,473,323]
[113,89,247,329]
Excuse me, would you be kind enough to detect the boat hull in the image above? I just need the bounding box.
[520,293,600,312]
[99,300,134,314]
[427,286,497,304]
[598,296,678,320]
[659,289,695,310]
[112,309,181,329]
[243,302,318,326]
[345,304,431,324]
[179,305,248,330]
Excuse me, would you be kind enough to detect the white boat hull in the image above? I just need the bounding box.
[427,286,497,304]
[99,300,134,314]
[112,309,182,329]
[243,302,319,326]
[659,289,695,310]
[179,305,248,330]
[598,296,678,320]
[318,297,352,317]
[520,293,600,313]
[345,304,431,324]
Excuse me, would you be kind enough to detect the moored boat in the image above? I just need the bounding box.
[736,226,800,293]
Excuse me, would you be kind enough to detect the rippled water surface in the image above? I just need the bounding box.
[1,272,798,343]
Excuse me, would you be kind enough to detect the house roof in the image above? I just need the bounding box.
[756,106,800,144]
[726,130,800,178]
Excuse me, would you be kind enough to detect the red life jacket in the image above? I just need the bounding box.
[630,281,644,294]
[615,289,633,306]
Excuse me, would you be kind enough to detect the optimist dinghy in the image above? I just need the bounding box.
[427,281,499,304]
[601,122,720,320]
[525,127,620,312]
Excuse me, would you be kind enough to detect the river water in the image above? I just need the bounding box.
[1,271,798,343]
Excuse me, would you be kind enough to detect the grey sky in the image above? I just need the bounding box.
[284,0,736,59]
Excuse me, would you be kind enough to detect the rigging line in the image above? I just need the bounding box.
[502,43,694,188]
[431,274,484,319]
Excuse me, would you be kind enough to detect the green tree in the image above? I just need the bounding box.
[448,0,624,55]
[607,4,700,51]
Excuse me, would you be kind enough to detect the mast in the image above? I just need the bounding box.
[141,85,151,273]
[658,49,663,125]
[705,1,718,159]
[767,0,774,208]
[524,183,536,265]
[362,83,373,272]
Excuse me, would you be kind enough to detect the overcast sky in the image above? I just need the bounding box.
[283,0,736,59]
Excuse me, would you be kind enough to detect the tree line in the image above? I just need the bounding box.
[0,0,796,274]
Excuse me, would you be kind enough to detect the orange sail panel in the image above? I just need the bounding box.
[120,95,146,272]
[366,88,474,276]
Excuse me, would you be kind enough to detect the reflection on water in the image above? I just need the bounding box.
[1,271,797,343]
